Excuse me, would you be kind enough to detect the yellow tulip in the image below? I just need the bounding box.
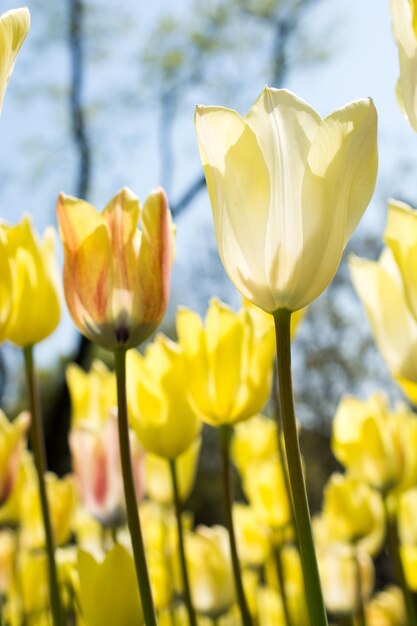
[20,472,77,549]
[232,502,271,567]
[391,0,417,131]
[77,545,143,626]
[398,488,417,590]
[195,87,377,312]
[320,473,385,556]
[185,525,235,617]
[385,199,417,320]
[349,247,417,404]
[332,393,417,492]
[241,456,292,537]
[0,8,30,113]
[231,414,277,475]
[144,437,201,505]
[318,544,374,616]
[366,586,406,626]
[0,229,14,342]
[127,334,202,459]
[177,298,275,426]
[1,217,60,346]
[57,187,174,350]
[66,359,117,427]
[0,409,29,506]
[0,529,16,595]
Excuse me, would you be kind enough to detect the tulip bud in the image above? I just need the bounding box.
[66,359,117,428]
[0,8,30,113]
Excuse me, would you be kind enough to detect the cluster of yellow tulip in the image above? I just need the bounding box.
[3,1,417,626]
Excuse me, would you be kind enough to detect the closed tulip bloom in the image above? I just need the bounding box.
[185,525,235,617]
[66,359,117,428]
[144,437,201,505]
[332,394,417,492]
[0,410,29,506]
[350,248,417,403]
[385,200,417,320]
[232,503,271,567]
[321,473,385,556]
[366,586,406,626]
[57,187,173,350]
[195,87,377,312]
[177,298,275,426]
[127,335,202,459]
[398,488,417,590]
[0,8,30,113]
[391,0,417,131]
[0,529,16,595]
[231,414,277,475]
[2,217,60,346]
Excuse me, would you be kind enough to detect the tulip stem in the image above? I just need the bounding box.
[169,458,197,626]
[23,346,65,626]
[219,424,253,626]
[383,497,417,626]
[273,309,328,626]
[273,543,293,626]
[114,348,158,626]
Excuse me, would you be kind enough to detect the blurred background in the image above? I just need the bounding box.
[1,0,416,515]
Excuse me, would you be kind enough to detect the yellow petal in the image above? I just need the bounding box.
[0,8,30,113]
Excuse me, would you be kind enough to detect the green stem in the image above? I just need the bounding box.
[273,543,293,626]
[219,424,253,626]
[383,497,417,626]
[114,348,158,626]
[273,310,328,626]
[23,346,65,626]
[168,458,197,626]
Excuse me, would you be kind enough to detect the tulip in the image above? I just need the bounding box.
[332,393,417,493]
[127,335,202,459]
[77,545,143,626]
[2,217,60,347]
[349,247,417,404]
[177,298,275,426]
[232,503,271,568]
[231,414,277,475]
[195,87,377,313]
[144,437,201,505]
[320,473,385,556]
[185,525,235,618]
[69,416,144,526]
[0,529,16,595]
[66,359,117,428]
[57,186,173,351]
[0,8,30,114]
[398,488,417,591]
[366,586,407,626]
[0,410,29,507]
[390,0,417,131]
[385,199,417,321]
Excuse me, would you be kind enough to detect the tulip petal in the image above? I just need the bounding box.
[0,8,30,113]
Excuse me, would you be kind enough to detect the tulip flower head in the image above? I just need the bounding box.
[0,8,30,114]
[195,87,378,312]
[57,187,173,350]
[0,410,29,506]
[391,0,417,132]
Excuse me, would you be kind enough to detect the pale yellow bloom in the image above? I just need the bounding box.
[233,503,271,567]
[398,488,417,590]
[185,525,235,617]
[231,414,277,476]
[318,544,374,616]
[66,359,116,427]
[366,586,407,626]
[0,8,30,113]
[127,334,202,459]
[0,410,29,505]
[77,545,143,626]
[195,87,377,312]
[349,247,417,403]
[2,217,60,346]
[332,393,417,492]
[57,187,174,350]
[242,456,292,536]
[385,200,417,320]
[177,298,275,426]
[320,473,385,556]
[20,472,77,549]
[391,0,417,131]
[144,437,201,505]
